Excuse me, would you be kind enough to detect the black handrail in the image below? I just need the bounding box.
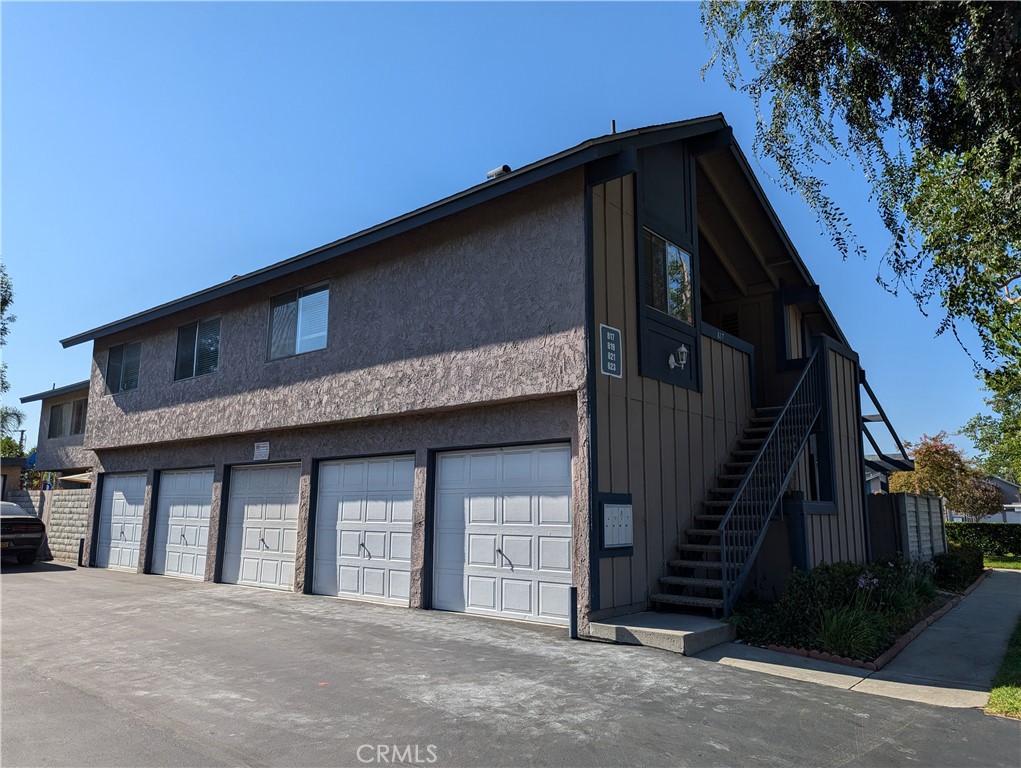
[717,348,825,616]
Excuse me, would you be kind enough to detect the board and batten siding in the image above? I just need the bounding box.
[591,176,753,613]
[804,346,867,566]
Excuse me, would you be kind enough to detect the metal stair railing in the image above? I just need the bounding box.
[717,348,825,616]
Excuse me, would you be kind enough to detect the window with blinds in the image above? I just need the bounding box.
[48,398,88,438]
[269,284,329,359]
[175,317,221,380]
[107,341,142,394]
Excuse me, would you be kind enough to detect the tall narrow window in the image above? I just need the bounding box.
[268,284,329,359]
[70,398,88,434]
[48,403,71,438]
[107,341,141,394]
[175,317,221,380]
[643,229,693,325]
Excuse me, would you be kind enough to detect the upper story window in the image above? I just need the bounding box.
[643,228,693,326]
[107,341,141,394]
[48,398,88,438]
[269,284,329,359]
[175,317,221,380]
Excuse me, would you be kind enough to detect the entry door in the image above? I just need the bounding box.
[313,455,414,605]
[433,444,573,625]
[222,464,301,591]
[96,473,147,570]
[151,469,214,579]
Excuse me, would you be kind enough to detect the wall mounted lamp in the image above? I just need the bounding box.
[668,344,689,371]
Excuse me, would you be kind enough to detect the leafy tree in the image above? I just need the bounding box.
[0,262,25,436]
[962,384,1021,484]
[702,1,1021,379]
[889,432,1004,519]
[0,436,25,458]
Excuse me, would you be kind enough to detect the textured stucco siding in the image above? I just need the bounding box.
[82,395,593,627]
[33,390,96,472]
[85,170,586,450]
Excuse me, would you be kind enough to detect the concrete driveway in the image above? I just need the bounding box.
[2,565,1018,768]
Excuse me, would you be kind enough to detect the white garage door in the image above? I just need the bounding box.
[96,473,147,570]
[151,468,214,580]
[222,464,301,591]
[433,444,573,625]
[313,455,414,605]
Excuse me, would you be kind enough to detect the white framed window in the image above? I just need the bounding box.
[268,284,329,359]
[175,317,221,380]
[107,341,141,394]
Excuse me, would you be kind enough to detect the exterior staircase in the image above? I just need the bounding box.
[650,406,781,614]
[651,348,826,617]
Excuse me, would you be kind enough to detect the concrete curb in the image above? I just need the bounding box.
[759,569,991,673]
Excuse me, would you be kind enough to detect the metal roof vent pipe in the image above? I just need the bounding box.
[486,164,511,180]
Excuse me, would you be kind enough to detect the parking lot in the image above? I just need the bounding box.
[2,564,1018,767]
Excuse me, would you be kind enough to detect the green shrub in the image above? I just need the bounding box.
[730,558,940,660]
[932,542,984,591]
[818,605,889,659]
[945,523,1021,556]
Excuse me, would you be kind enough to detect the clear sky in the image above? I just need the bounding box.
[2,1,988,457]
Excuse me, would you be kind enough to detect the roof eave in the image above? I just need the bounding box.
[60,115,728,348]
[20,379,91,404]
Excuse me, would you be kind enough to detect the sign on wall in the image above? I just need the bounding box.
[600,324,623,378]
[253,442,270,461]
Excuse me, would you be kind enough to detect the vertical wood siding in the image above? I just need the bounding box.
[805,348,867,566]
[592,177,752,611]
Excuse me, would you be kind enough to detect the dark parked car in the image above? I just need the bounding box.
[1,501,45,565]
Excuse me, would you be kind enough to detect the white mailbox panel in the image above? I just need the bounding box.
[603,503,633,548]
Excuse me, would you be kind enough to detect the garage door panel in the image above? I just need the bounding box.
[502,579,532,614]
[223,464,301,591]
[433,444,572,625]
[390,532,412,561]
[97,473,147,571]
[313,455,413,606]
[152,469,214,580]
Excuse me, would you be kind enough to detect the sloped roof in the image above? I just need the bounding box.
[20,380,91,404]
[61,115,847,348]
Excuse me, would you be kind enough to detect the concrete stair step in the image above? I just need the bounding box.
[677,543,721,553]
[668,559,722,569]
[587,611,734,655]
[659,576,723,589]
[651,593,725,609]
[686,528,721,538]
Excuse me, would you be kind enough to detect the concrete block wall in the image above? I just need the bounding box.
[8,488,91,563]
[47,489,91,563]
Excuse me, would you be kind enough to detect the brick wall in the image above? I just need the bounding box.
[8,488,91,563]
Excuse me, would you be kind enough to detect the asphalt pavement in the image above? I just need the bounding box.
[2,563,1019,768]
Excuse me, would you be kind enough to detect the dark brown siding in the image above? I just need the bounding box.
[591,177,753,613]
[806,348,867,565]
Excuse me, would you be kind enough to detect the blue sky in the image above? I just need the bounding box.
[2,1,986,456]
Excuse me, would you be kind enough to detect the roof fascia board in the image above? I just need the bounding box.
[20,380,91,404]
[61,117,728,349]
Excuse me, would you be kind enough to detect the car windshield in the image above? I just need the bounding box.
[0,502,35,517]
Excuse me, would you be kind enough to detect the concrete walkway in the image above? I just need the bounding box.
[695,569,1021,709]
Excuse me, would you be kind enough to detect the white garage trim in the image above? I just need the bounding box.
[96,473,147,571]
[151,468,214,580]
[313,455,414,605]
[222,463,301,591]
[433,443,573,625]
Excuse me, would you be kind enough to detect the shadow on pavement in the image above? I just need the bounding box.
[0,560,77,574]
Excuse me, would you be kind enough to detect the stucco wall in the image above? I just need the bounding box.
[33,389,96,472]
[82,394,593,627]
[85,170,586,450]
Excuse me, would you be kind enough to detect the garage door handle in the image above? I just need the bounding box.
[180,532,188,546]
[119,525,126,540]
[260,537,269,550]
[496,548,514,572]
[359,541,372,560]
